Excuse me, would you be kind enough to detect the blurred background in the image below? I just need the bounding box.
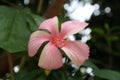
[0,0,120,80]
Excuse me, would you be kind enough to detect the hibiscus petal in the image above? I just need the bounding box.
[60,21,88,38]
[28,31,50,57]
[38,42,63,70]
[38,16,59,36]
[62,41,89,67]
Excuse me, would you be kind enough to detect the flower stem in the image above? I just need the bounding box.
[19,57,25,69]
[7,53,14,80]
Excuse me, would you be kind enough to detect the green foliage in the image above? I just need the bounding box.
[92,23,120,56]
[67,72,83,80]
[15,69,46,80]
[84,60,120,80]
[84,60,99,72]
[0,6,44,53]
[92,28,105,35]
[47,70,66,80]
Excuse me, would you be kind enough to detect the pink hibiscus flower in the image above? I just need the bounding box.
[28,16,89,70]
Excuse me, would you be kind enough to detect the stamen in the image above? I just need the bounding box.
[52,36,66,48]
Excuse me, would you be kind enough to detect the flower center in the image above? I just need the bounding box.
[52,36,66,48]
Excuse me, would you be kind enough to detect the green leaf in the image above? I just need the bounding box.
[84,60,120,80]
[0,6,44,53]
[24,12,44,32]
[29,13,44,26]
[95,69,120,80]
[106,36,119,42]
[92,28,105,35]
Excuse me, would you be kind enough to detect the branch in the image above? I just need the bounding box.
[37,0,44,14]
[1,0,22,10]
